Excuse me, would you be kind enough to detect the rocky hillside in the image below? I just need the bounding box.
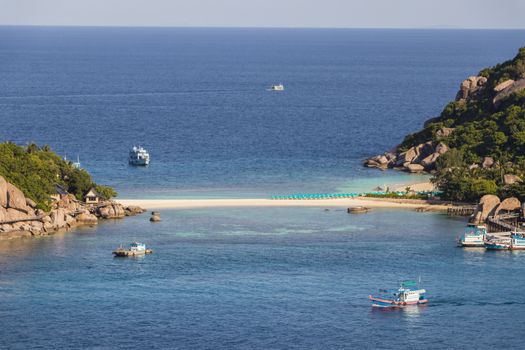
[0,142,116,210]
[0,175,145,240]
[365,47,525,202]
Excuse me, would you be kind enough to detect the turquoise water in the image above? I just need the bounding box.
[1,208,525,349]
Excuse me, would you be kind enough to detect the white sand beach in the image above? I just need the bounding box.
[118,197,448,211]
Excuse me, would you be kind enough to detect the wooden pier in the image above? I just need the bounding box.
[487,214,520,233]
[447,206,476,216]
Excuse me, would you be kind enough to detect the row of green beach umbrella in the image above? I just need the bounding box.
[270,191,442,200]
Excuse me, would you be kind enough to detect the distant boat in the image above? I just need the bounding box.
[113,242,153,257]
[369,280,428,308]
[269,83,284,91]
[129,146,150,166]
[458,224,486,247]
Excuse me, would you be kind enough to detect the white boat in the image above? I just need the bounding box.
[369,280,428,308]
[113,242,153,257]
[269,83,284,91]
[129,146,150,166]
[510,232,525,250]
[458,224,487,247]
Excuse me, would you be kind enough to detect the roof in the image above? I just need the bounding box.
[85,187,100,198]
[55,184,68,196]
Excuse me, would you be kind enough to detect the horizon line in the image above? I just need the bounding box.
[1,24,525,30]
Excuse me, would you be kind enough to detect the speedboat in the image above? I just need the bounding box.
[369,280,428,308]
[458,224,486,247]
[129,146,150,166]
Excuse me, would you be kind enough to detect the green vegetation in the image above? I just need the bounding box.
[398,48,525,202]
[364,192,428,200]
[0,142,116,210]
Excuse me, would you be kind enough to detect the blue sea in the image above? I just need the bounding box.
[1,27,525,349]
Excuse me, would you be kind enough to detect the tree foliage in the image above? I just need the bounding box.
[398,47,525,202]
[0,142,116,209]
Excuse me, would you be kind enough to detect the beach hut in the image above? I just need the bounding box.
[84,188,101,204]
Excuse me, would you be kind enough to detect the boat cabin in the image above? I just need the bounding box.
[84,188,100,204]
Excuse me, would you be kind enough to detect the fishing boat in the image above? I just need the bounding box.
[484,236,511,250]
[510,232,525,250]
[369,280,428,308]
[113,242,153,257]
[129,146,150,166]
[269,83,284,91]
[457,224,487,247]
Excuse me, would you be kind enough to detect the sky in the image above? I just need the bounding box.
[0,0,524,29]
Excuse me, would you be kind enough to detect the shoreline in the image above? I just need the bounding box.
[117,197,452,211]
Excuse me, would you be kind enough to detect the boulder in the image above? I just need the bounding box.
[493,78,525,108]
[494,79,515,93]
[420,152,441,169]
[435,142,449,155]
[482,157,494,169]
[436,128,455,138]
[456,76,486,101]
[150,211,161,222]
[0,206,6,221]
[6,183,29,213]
[470,195,501,224]
[413,142,435,163]
[503,174,522,186]
[0,176,7,208]
[495,197,521,216]
[5,208,30,222]
[125,205,146,216]
[406,164,425,173]
[76,211,98,225]
[397,147,418,165]
[50,208,67,228]
[96,203,126,219]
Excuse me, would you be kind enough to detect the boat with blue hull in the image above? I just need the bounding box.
[369,280,428,308]
[458,224,487,247]
[484,236,511,250]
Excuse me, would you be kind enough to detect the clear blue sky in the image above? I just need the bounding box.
[1,0,524,29]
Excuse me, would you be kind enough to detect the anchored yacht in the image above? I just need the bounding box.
[129,146,150,166]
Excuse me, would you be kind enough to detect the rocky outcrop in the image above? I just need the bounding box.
[503,174,522,186]
[493,78,525,108]
[125,205,147,216]
[95,203,126,219]
[0,175,144,240]
[494,79,515,93]
[436,128,455,138]
[494,197,521,216]
[471,194,501,224]
[364,140,448,173]
[456,76,487,101]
